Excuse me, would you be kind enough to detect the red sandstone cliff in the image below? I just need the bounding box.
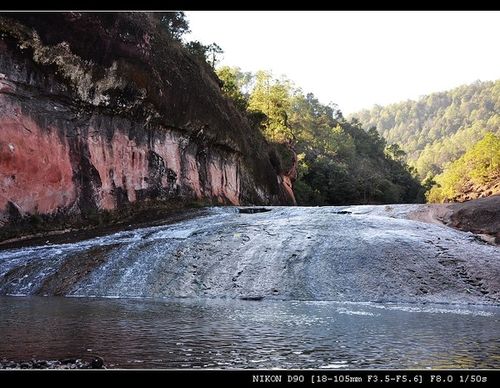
[0,13,295,235]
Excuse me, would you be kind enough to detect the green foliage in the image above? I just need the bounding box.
[351,80,500,179]
[184,40,207,60]
[212,67,423,205]
[385,143,406,161]
[270,80,421,205]
[206,43,223,68]
[427,133,500,202]
[248,71,294,143]
[185,41,224,69]
[216,66,252,112]
[157,12,190,41]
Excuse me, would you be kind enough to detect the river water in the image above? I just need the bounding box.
[0,296,498,369]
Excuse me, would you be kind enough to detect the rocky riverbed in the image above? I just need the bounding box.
[0,357,104,369]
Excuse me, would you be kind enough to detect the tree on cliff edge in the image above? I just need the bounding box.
[158,12,190,41]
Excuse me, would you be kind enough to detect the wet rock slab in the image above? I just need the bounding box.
[0,205,499,305]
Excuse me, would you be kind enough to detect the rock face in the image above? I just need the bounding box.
[446,195,500,244]
[406,196,500,245]
[0,13,295,229]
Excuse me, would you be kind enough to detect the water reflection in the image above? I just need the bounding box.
[0,297,498,369]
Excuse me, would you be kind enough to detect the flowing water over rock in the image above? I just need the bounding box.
[0,206,498,303]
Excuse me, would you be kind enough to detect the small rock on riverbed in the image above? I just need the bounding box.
[238,207,271,214]
[0,357,105,369]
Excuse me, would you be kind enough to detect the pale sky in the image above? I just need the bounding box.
[185,11,500,114]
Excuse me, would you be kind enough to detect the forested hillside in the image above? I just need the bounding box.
[216,68,423,205]
[427,133,500,203]
[350,80,500,180]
